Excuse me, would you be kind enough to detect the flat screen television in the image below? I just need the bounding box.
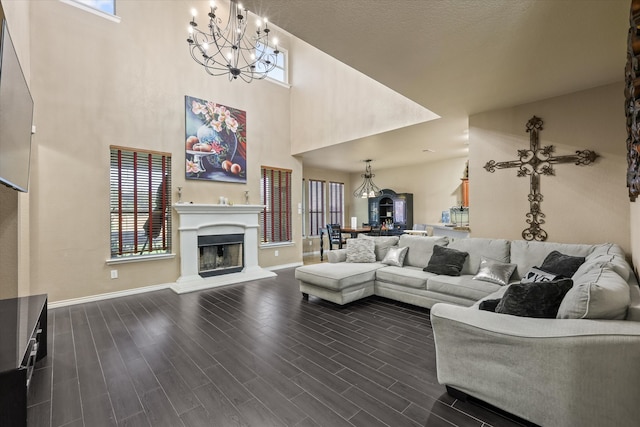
[0,18,34,192]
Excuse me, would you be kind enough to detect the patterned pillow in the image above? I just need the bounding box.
[381,246,409,267]
[345,238,376,263]
[520,267,561,283]
[473,257,516,285]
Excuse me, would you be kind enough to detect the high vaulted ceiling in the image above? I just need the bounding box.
[242,0,630,172]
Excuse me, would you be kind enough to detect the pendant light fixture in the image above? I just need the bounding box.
[353,159,382,198]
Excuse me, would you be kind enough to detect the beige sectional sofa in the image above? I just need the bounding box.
[294,234,640,427]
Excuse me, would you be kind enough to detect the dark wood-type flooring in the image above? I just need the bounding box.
[27,268,531,427]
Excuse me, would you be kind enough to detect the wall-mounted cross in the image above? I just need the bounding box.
[483,116,598,241]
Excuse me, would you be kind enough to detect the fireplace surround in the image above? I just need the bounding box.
[171,204,276,294]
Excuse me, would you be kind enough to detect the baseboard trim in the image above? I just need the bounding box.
[266,262,303,271]
[48,283,173,309]
[47,263,302,308]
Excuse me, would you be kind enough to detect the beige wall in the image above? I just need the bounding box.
[289,37,438,155]
[0,185,18,298]
[470,82,630,254]
[631,203,640,272]
[350,156,469,228]
[24,1,300,302]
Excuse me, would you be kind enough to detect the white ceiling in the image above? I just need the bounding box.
[241,0,630,173]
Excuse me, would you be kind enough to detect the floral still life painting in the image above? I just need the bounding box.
[184,95,247,183]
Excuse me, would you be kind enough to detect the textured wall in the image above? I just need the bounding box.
[469,82,630,254]
[288,37,438,155]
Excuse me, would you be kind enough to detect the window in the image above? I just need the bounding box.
[260,166,292,243]
[329,182,345,226]
[308,179,325,236]
[60,0,119,21]
[257,44,288,85]
[72,0,115,14]
[110,146,171,258]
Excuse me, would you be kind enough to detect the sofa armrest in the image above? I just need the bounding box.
[430,303,640,427]
[627,283,640,321]
[327,249,347,263]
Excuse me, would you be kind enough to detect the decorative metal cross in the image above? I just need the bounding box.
[483,116,598,241]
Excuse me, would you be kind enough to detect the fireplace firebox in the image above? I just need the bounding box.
[198,234,244,277]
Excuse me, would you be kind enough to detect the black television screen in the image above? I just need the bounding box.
[0,18,33,192]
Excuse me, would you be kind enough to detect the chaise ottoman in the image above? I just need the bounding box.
[295,262,384,305]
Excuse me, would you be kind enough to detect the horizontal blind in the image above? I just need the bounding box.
[308,179,325,236]
[261,166,292,243]
[329,181,344,226]
[110,147,172,257]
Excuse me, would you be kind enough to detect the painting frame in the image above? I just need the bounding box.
[184,95,247,184]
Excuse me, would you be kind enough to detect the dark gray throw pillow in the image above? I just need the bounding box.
[495,278,574,318]
[479,298,501,312]
[540,251,585,278]
[424,245,468,276]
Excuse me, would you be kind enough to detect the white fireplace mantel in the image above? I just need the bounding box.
[170,203,276,294]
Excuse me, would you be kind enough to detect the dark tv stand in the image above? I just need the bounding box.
[0,294,48,427]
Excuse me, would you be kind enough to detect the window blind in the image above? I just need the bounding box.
[110,146,172,257]
[329,181,345,226]
[308,179,325,236]
[260,166,292,243]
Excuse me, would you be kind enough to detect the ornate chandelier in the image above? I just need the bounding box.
[353,160,382,198]
[187,0,280,82]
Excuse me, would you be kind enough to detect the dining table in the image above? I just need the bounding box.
[340,226,372,238]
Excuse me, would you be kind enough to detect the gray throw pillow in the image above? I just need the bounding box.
[381,246,409,267]
[540,250,585,278]
[495,278,574,318]
[473,257,516,285]
[424,245,468,276]
[345,238,376,263]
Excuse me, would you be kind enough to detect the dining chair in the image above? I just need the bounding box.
[326,224,346,250]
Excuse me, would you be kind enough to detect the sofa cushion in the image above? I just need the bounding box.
[346,238,376,263]
[448,238,511,275]
[510,240,598,280]
[424,245,468,276]
[381,246,409,267]
[295,262,383,291]
[427,275,502,301]
[495,278,574,318]
[398,235,449,268]
[573,254,633,283]
[358,235,400,261]
[557,267,630,320]
[376,266,432,289]
[539,251,585,278]
[473,257,516,286]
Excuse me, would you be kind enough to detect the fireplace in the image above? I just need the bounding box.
[198,234,244,277]
[171,204,276,294]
